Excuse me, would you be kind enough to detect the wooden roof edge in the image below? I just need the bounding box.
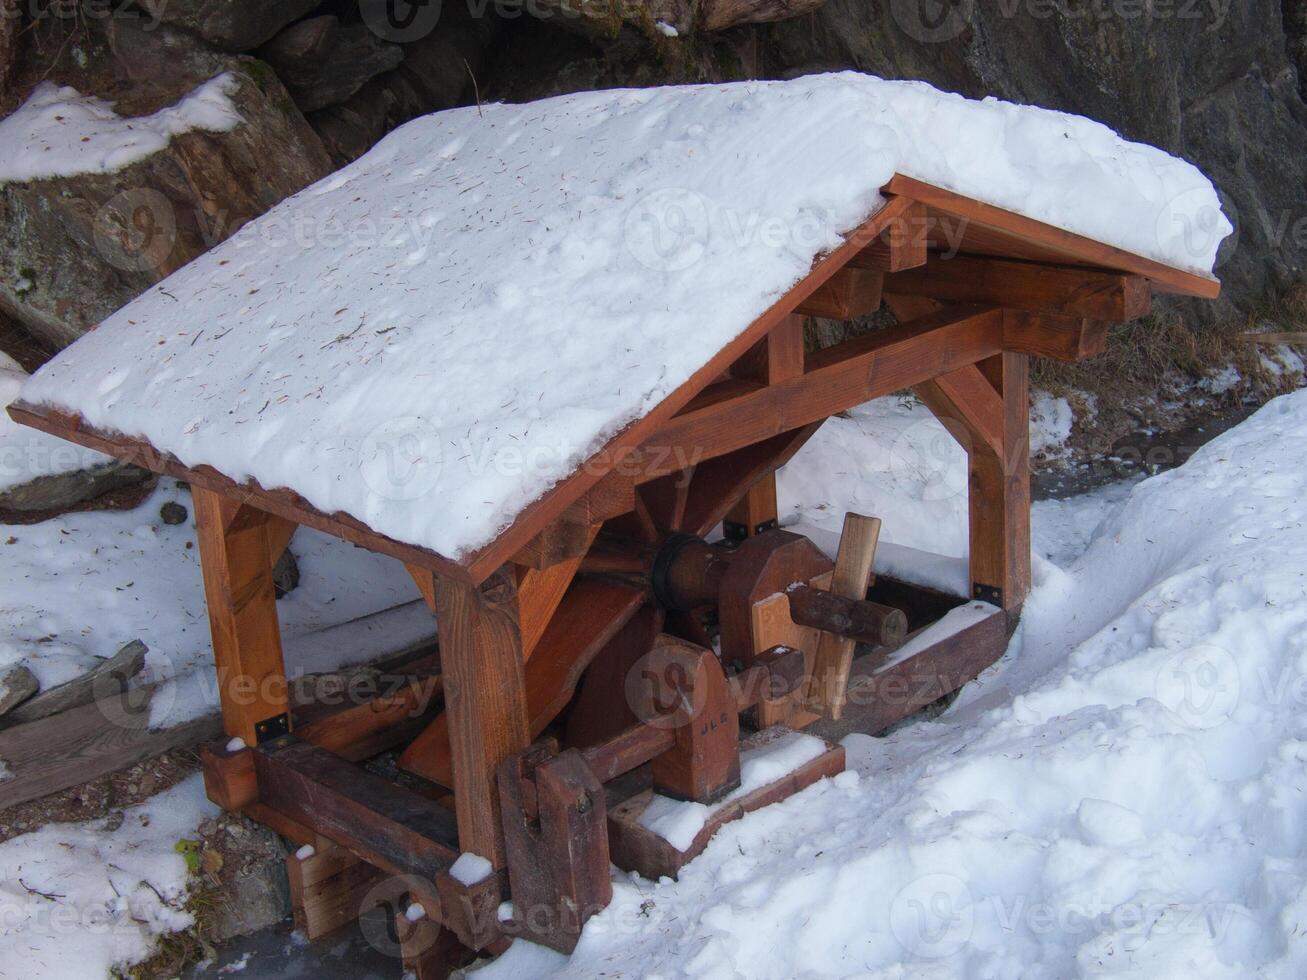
[884,174,1223,300]
[6,401,479,585]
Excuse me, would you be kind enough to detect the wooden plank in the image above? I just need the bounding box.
[399,578,647,790]
[1003,310,1110,362]
[192,488,291,747]
[884,254,1152,320]
[606,728,845,881]
[883,174,1221,299]
[411,568,531,867]
[809,606,1009,742]
[255,735,460,880]
[294,674,443,762]
[807,513,881,719]
[288,839,387,940]
[0,685,220,810]
[722,475,779,541]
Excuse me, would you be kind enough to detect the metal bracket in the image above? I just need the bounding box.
[254,712,291,745]
[723,518,779,543]
[973,583,1003,607]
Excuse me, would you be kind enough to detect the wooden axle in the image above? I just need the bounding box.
[647,532,906,650]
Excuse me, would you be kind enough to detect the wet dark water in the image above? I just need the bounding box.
[1033,405,1257,501]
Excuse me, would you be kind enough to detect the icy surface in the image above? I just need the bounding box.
[1,352,112,491]
[21,73,1228,561]
[0,74,241,184]
[0,775,216,979]
[477,390,1307,978]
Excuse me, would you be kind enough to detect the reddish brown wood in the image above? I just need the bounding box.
[807,513,881,718]
[795,267,884,319]
[606,728,846,881]
[972,353,1031,609]
[883,175,1221,299]
[564,604,665,750]
[787,586,907,648]
[884,253,1152,320]
[288,839,386,941]
[254,735,460,880]
[717,530,832,672]
[1003,310,1110,362]
[201,740,258,810]
[809,605,1009,742]
[498,748,612,953]
[643,638,741,803]
[192,488,291,747]
[847,200,929,273]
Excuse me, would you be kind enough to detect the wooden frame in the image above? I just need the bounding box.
[12,175,1221,975]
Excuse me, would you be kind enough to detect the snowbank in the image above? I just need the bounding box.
[1,352,112,492]
[479,389,1307,978]
[0,775,216,979]
[0,479,431,728]
[21,72,1228,562]
[0,74,241,185]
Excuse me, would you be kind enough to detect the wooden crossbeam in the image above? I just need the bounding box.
[885,254,1151,321]
[1002,311,1109,362]
[613,305,1004,486]
[795,268,884,319]
[847,200,928,273]
[914,364,1005,459]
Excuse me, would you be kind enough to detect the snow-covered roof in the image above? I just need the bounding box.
[18,73,1230,563]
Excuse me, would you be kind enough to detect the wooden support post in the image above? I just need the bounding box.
[429,567,532,867]
[968,352,1031,610]
[806,513,882,719]
[723,315,804,542]
[192,487,291,747]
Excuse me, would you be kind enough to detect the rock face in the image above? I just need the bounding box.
[0,18,332,348]
[764,0,1307,320]
[262,17,404,113]
[0,664,37,720]
[137,0,320,52]
[3,639,147,726]
[0,0,16,103]
[0,462,148,513]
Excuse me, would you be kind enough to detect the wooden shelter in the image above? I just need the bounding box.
[11,162,1220,972]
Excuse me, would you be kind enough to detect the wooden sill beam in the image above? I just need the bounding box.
[884,254,1152,321]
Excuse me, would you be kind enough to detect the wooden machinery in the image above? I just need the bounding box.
[9,176,1222,976]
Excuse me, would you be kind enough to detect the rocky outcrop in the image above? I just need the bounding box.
[3,639,146,726]
[0,0,16,103]
[763,0,1307,320]
[0,665,37,720]
[261,17,403,113]
[0,17,332,348]
[137,0,320,53]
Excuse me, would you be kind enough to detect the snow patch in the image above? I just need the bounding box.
[0,775,217,979]
[1030,391,1073,458]
[450,851,493,886]
[0,73,242,185]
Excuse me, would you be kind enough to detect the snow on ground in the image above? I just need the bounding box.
[0,74,241,185]
[0,479,430,728]
[0,774,217,980]
[475,389,1307,978]
[1,352,112,492]
[20,72,1229,563]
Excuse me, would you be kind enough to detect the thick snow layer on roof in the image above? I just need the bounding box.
[21,73,1230,560]
[0,73,241,185]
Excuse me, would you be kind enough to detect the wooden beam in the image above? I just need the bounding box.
[914,364,1005,459]
[795,268,884,319]
[617,305,1004,486]
[254,735,460,880]
[847,200,928,273]
[1003,310,1110,362]
[883,175,1221,299]
[885,254,1152,321]
[517,523,600,658]
[414,567,531,867]
[192,488,291,747]
[970,353,1031,609]
[807,513,881,719]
